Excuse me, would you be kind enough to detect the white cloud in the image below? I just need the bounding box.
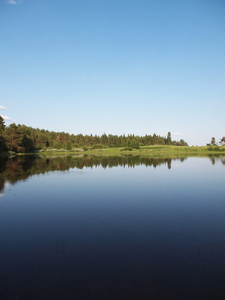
[0,106,7,110]
[6,0,17,4]
[1,115,11,121]
[173,132,183,136]
[6,0,23,4]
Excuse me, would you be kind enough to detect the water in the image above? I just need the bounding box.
[0,156,225,299]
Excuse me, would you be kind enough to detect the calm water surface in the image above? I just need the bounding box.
[0,156,225,299]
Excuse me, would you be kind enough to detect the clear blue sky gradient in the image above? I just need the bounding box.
[0,0,225,145]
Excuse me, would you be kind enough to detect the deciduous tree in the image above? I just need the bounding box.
[211,137,216,145]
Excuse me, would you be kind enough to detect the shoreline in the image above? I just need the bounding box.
[2,145,225,158]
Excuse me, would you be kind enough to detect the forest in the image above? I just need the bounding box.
[0,116,188,154]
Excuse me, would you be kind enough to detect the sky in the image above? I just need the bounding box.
[0,0,225,146]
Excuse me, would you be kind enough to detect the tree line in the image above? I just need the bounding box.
[208,137,225,146]
[0,116,188,154]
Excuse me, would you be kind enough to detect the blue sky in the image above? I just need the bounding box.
[0,0,224,145]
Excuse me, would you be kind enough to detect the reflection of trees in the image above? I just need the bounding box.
[209,157,225,166]
[0,155,188,191]
[211,158,216,165]
[1,155,224,192]
[0,157,8,192]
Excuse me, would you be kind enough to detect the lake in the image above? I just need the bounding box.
[0,155,225,299]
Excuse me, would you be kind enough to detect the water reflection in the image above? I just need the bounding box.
[210,156,225,165]
[0,155,225,299]
[1,155,225,194]
[0,155,182,192]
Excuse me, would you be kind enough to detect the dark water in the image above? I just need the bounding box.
[0,155,225,299]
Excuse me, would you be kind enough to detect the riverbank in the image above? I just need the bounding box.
[37,145,225,158]
[2,145,225,159]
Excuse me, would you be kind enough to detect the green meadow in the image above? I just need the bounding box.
[38,145,225,158]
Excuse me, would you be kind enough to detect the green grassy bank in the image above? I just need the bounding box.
[37,145,225,158]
